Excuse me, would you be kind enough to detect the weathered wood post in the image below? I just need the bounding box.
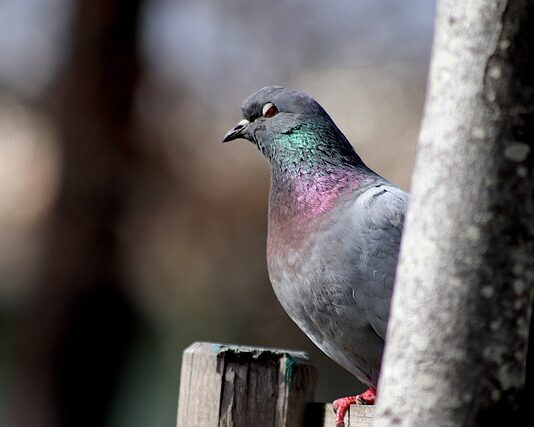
[176,342,374,427]
[177,342,316,427]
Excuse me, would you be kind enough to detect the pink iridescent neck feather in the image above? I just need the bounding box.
[257,118,371,255]
[267,167,370,255]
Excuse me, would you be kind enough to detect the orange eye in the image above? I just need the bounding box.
[262,102,278,118]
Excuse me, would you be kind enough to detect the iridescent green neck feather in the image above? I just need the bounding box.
[262,121,365,177]
[265,120,372,242]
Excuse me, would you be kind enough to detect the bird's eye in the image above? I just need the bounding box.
[262,102,278,118]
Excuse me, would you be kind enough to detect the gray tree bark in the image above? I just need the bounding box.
[373,1,534,426]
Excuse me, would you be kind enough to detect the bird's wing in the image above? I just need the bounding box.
[341,182,408,340]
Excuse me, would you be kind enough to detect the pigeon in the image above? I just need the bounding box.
[223,86,408,427]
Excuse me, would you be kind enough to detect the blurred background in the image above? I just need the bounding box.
[0,0,434,426]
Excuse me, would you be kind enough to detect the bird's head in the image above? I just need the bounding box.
[223,86,326,143]
[223,86,362,170]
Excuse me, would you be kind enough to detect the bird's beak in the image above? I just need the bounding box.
[222,119,250,143]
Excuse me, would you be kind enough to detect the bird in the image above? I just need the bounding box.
[223,86,408,427]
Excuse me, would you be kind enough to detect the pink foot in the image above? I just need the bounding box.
[332,387,376,427]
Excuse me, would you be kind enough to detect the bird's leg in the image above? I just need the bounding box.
[333,387,376,427]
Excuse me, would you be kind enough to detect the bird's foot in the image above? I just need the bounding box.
[332,387,376,427]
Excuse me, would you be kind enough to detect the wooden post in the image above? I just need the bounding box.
[176,342,374,427]
[177,342,317,427]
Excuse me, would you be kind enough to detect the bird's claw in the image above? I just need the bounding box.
[333,396,357,427]
[332,387,376,426]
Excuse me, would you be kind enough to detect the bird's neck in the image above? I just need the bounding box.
[270,166,367,218]
[264,121,364,174]
[267,164,371,256]
[267,122,368,217]
[265,122,371,253]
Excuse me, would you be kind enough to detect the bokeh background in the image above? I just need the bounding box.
[0,0,434,426]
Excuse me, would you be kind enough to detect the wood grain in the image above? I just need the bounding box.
[176,342,317,427]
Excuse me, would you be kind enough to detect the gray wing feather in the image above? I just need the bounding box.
[345,183,408,340]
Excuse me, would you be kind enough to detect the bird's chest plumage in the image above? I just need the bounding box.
[266,205,349,342]
[265,172,359,325]
[265,171,387,386]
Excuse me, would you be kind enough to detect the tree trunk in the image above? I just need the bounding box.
[374,1,534,426]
